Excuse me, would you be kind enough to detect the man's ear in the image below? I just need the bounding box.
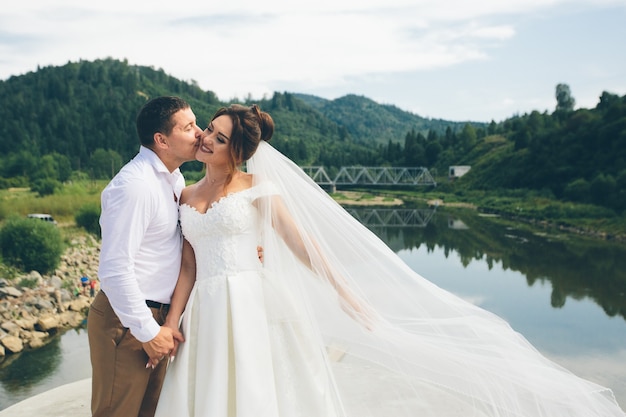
[154,132,168,149]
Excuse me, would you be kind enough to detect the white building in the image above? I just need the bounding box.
[448,165,471,180]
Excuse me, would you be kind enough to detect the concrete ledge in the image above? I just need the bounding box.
[0,378,90,417]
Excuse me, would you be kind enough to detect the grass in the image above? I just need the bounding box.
[0,180,106,224]
[1,179,624,248]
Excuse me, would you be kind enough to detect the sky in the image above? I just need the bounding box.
[1,1,625,123]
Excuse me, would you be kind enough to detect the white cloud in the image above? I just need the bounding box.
[1,0,625,121]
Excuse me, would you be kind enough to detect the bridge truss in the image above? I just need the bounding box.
[302,166,436,187]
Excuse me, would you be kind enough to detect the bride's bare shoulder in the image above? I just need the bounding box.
[231,172,253,190]
[180,179,203,204]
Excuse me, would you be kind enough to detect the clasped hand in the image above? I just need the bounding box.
[143,325,184,369]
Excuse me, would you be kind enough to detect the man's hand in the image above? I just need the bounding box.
[142,325,184,368]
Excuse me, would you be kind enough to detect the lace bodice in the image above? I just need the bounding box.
[179,183,278,290]
[179,187,260,280]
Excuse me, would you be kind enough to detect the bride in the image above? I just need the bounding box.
[154,103,625,417]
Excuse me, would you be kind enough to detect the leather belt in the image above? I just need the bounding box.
[146,300,170,310]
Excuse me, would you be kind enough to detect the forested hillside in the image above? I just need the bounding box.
[458,91,626,212]
[0,58,624,213]
[0,58,468,179]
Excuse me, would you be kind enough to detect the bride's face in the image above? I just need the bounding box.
[196,115,234,165]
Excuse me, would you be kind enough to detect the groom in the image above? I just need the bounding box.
[88,96,202,417]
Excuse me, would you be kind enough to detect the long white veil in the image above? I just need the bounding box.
[248,141,625,417]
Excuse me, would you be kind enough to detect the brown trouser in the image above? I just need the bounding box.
[87,291,169,417]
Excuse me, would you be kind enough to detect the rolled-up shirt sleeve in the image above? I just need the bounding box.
[98,177,160,343]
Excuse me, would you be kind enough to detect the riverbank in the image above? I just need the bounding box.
[0,234,98,358]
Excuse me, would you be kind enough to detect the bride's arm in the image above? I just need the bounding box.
[164,239,197,353]
[165,238,196,327]
[269,195,374,328]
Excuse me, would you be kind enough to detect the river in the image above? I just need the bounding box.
[1,208,625,410]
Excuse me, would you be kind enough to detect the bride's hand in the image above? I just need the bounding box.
[145,321,184,369]
[338,289,375,331]
[163,319,184,358]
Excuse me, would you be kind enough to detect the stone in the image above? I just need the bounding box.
[0,287,22,298]
[33,298,55,310]
[27,337,45,349]
[69,297,91,312]
[60,311,84,328]
[1,321,20,336]
[1,335,24,353]
[15,317,37,330]
[36,315,60,331]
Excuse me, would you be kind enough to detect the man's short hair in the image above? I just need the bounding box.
[136,96,190,147]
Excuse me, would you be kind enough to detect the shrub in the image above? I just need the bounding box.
[75,203,101,237]
[31,178,62,196]
[0,216,64,274]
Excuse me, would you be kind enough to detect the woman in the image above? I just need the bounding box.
[155,104,625,417]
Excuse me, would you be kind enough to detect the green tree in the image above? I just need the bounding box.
[31,178,62,196]
[75,203,102,237]
[590,173,616,207]
[0,217,64,273]
[555,83,575,112]
[90,148,123,179]
[563,178,590,203]
[459,123,477,152]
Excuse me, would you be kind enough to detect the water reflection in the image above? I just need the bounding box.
[0,334,61,391]
[350,207,626,323]
[346,207,437,227]
[0,327,90,410]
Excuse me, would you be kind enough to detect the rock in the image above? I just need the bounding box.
[27,337,46,349]
[1,335,24,353]
[36,315,60,331]
[49,276,63,288]
[26,271,43,282]
[1,321,21,336]
[15,317,37,330]
[69,297,91,312]
[60,311,84,328]
[23,330,49,349]
[0,286,23,298]
[33,298,55,310]
[60,288,73,302]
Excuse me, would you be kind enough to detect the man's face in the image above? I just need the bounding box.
[163,107,202,165]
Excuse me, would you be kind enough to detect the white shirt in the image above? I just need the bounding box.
[98,146,185,343]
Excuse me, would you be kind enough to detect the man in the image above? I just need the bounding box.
[88,96,202,417]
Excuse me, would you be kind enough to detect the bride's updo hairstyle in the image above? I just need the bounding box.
[211,104,274,178]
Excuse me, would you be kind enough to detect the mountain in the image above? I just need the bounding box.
[294,93,482,145]
[0,58,477,167]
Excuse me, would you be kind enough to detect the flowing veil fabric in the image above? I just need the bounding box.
[247,141,625,417]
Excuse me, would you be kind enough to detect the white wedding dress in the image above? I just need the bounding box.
[155,141,625,417]
[155,182,344,417]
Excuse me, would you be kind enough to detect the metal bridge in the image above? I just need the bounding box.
[302,166,436,189]
[346,208,436,228]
